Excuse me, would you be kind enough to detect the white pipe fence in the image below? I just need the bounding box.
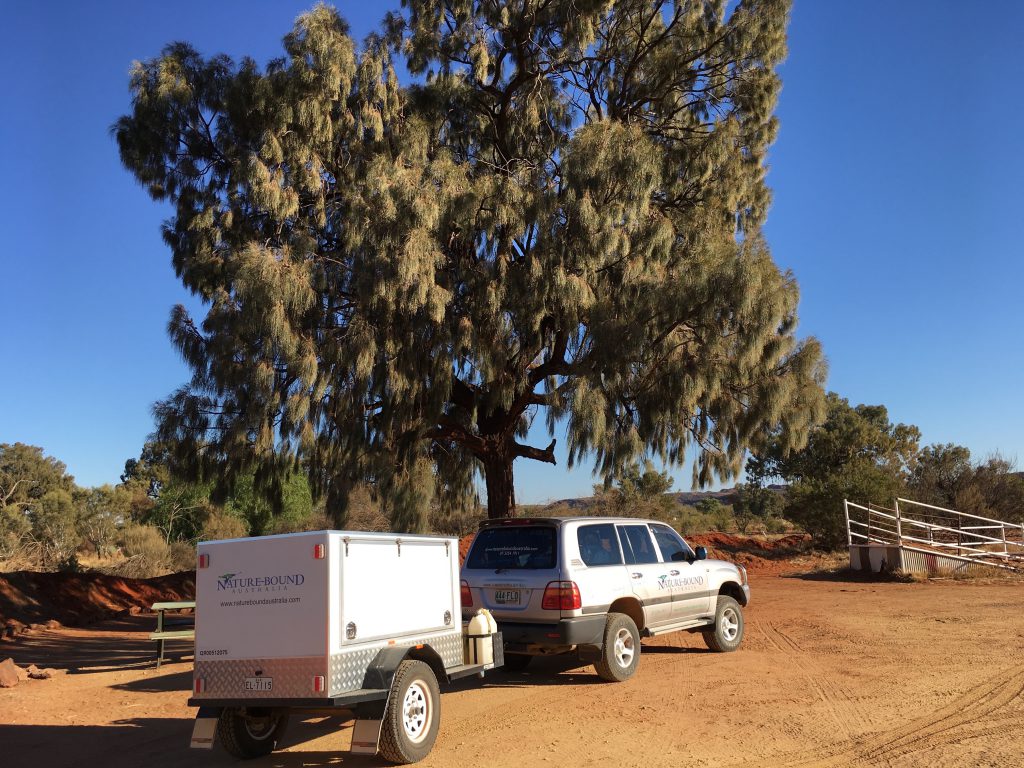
[845,498,1024,572]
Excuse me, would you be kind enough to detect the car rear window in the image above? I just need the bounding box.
[466,526,557,569]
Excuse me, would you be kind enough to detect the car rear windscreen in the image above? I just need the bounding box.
[466,526,557,569]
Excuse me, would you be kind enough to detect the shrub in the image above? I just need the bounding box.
[120,523,170,577]
[200,510,248,541]
[169,540,196,572]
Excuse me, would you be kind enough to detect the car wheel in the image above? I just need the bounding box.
[594,613,640,682]
[702,595,744,652]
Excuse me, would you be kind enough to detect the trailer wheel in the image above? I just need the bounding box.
[702,596,744,652]
[217,707,289,759]
[594,613,640,682]
[379,660,440,764]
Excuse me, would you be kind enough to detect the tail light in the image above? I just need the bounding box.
[542,581,581,610]
[197,553,209,569]
[460,580,473,608]
[313,544,326,559]
[313,675,326,693]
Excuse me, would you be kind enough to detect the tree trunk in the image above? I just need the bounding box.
[483,454,516,519]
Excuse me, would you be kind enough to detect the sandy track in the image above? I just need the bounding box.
[2,574,1022,767]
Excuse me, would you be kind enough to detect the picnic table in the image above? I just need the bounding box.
[150,601,195,668]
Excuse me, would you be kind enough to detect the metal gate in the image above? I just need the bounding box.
[845,498,1024,574]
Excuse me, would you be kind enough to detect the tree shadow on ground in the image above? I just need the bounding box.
[451,653,606,690]
[784,567,913,584]
[111,668,192,693]
[640,644,710,654]
[0,718,395,768]
[1,615,191,674]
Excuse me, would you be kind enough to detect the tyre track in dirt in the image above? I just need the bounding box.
[754,619,873,740]
[778,666,1024,767]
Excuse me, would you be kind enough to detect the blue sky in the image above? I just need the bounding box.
[1,1,1022,504]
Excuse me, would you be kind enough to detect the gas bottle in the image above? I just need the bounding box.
[466,609,495,665]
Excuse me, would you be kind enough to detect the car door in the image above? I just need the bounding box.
[616,523,672,627]
[649,524,711,621]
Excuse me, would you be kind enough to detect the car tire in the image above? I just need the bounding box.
[379,660,441,764]
[594,613,640,682]
[501,653,532,672]
[702,595,744,652]
[217,707,289,759]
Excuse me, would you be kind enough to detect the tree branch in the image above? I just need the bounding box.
[514,438,557,464]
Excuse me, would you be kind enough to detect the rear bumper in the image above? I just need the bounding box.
[498,615,606,649]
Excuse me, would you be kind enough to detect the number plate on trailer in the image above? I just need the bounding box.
[244,677,273,692]
[493,589,521,605]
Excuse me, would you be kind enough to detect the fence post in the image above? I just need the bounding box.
[844,500,851,547]
[1003,524,1008,555]
[895,499,903,547]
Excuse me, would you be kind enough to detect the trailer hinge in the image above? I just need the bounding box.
[396,538,402,556]
[343,536,350,556]
[445,541,450,557]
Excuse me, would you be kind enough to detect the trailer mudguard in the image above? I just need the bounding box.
[190,706,222,749]
[350,646,421,756]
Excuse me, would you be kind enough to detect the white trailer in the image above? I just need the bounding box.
[188,530,502,763]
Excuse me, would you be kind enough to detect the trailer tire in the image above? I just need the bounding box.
[594,613,640,682]
[702,596,744,652]
[379,660,440,764]
[217,707,289,759]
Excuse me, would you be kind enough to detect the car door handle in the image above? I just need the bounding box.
[631,572,643,579]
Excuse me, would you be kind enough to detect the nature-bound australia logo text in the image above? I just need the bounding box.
[216,571,305,594]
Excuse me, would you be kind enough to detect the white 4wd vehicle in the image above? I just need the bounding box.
[461,517,749,681]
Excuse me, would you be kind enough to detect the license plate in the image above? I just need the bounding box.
[494,589,521,605]
[244,677,273,692]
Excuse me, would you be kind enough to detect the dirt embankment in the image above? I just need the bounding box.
[0,571,194,635]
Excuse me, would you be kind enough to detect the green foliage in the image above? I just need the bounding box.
[592,461,675,518]
[116,0,825,525]
[78,485,131,557]
[144,481,214,543]
[225,471,313,536]
[676,502,734,535]
[732,483,784,533]
[751,392,920,548]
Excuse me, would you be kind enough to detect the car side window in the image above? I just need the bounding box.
[619,525,659,565]
[651,524,694,562]
[576,523,623,567]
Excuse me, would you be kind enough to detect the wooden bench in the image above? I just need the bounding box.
[150,600,196,668]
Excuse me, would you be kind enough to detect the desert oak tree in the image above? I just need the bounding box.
[116,1,824,527]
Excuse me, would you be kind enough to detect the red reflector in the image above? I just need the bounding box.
[313,675,325,693]
[541,581,582,610]
[197,553,209,569]
[313,544,326,559]
[460,580,473,608]
[194,677,205,694]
